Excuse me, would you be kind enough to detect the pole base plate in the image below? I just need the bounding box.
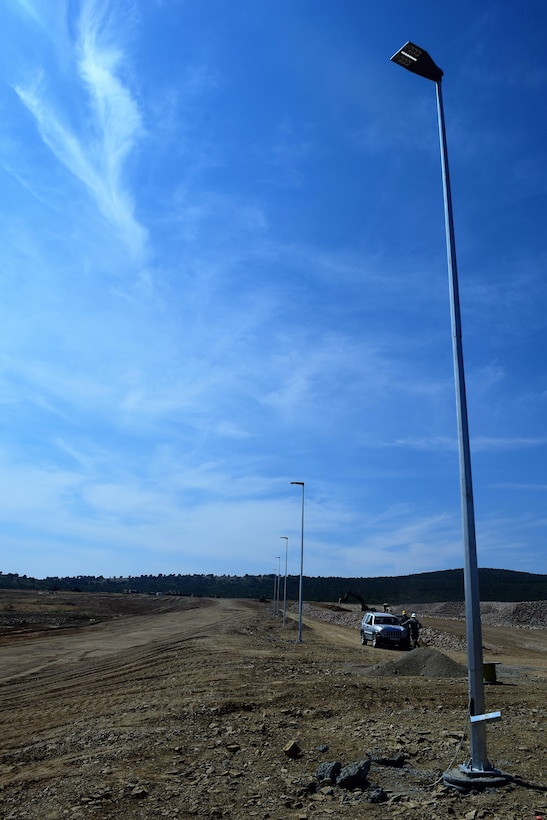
[443,766,511,792]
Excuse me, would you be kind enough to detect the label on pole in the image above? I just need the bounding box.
[469,711,502,724]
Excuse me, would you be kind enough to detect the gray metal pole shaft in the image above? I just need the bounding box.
[298,486,304,642]
[276,556,281,617]
[281,537,288,626]
[435,80,489,771]
[291,483,304,643]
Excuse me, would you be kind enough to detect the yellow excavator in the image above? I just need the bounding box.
[337,590,375,612]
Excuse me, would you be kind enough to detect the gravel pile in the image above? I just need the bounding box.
[363,647,468,678]
[299,602,363,629]
[419,628,466,652]
[405,600,547,629]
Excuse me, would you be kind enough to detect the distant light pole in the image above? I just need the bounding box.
[290,481,305,643]
[391,42,508,790]
[280,536,289,625]
[275,555,281,616]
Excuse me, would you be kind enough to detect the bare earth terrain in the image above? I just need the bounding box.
[0,590,546,820]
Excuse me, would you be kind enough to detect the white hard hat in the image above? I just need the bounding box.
[411,613,417,618]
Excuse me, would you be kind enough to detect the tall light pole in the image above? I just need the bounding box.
[390,42,508,790]
[280,536,289,625]
[290,481,305,643]
[275,555,281,617]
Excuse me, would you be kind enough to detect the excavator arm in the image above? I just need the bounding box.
[337,590,373,611]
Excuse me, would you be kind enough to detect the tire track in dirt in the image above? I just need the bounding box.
[0,598,252,748]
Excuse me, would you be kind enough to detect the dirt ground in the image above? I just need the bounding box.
[0,590,545,820]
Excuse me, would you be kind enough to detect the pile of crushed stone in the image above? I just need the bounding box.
[405,600,547,629]
[419,627,466,652]
[362,647,468,679]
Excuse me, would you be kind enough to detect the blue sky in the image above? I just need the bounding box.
[1,0,546,581]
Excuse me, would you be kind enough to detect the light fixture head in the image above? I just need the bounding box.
[391,41,443,83]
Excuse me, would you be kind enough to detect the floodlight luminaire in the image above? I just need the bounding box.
[390,41,444,83]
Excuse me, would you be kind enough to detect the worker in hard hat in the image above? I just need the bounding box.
[401,612,422,648]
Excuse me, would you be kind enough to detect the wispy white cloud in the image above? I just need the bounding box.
[0,441,295,576]
[391,435,547,453]
[391,436,456,451]
[474,511,547,570]
[12,0,43,28]
[307,508,463,578]
[490,483,547,492]
[13,0,146,257]
[473,436,547,452]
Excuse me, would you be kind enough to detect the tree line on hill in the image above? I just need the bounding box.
[0,568,545,603]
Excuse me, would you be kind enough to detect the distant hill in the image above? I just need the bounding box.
[0,568,545,603]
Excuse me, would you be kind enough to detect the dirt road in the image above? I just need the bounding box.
[1,596,232,683]
[0,591,545,819]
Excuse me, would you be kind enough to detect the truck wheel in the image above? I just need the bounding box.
[372,634,378,648]
[360,632,367,645]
